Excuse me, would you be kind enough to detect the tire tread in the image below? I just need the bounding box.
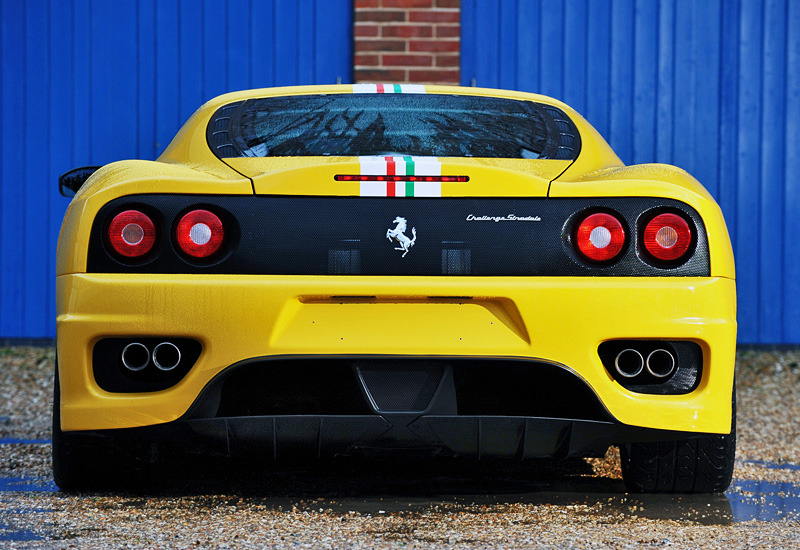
[621,389,736,494]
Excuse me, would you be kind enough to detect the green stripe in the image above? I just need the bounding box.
[404,156,415,196]
[404,156,415,175]
[393,84,402,93]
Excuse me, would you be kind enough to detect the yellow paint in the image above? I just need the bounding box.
[229,157,568,197]
[57,273,735,434]
[56,85,737,440]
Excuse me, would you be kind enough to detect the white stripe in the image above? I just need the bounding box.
[353,83,378,94]
[413,182,442,197]
[360,181,387,196]
[408,157,442,176]
[400,84,426,94]
[393,156,407,175]
[359,156,388,176]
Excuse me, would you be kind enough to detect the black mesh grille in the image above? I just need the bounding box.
[328,249,361,275]
[441,249,471,275]
[452,362,609,420]
[358,364,444,412]
[188,357,612,423]
[215,361,373,417]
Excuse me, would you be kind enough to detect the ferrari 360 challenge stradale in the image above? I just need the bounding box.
[54,84,736,493]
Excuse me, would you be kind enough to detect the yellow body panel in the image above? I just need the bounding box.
[56,85,736,443]
[57,273,735,434]
[228,157,568,197]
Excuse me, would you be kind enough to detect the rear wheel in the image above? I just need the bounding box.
[52,360,156,491]
[620,388,736,494]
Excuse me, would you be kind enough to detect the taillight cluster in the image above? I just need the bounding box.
[174,209,225,258]
[642,213,692,262]
[107,210,157,257]
[106,208,226,261]
[575,213,626,262]
[573,209,695,266]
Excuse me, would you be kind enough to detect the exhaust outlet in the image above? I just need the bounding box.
[614,349,644,378]
[121,342,150,372]
[152,342,181,371]
[646,349,676,378]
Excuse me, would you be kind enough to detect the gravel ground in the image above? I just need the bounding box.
[1,346,798,549]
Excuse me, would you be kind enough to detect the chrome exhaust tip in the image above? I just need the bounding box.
[614,349,644,378]
[646,349,676,378]
[152,342,181,371]
[121,342,150,372]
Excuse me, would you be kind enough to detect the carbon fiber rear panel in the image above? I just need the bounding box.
[87,195,710,276]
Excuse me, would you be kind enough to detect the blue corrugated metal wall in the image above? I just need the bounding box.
[0,0,352,340]
[2,1,799,345]
[462,0,800,345]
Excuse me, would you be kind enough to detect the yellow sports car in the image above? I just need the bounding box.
[54,84,736,493]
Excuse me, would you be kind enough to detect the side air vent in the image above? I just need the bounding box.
[206,101,242,157]
[543,106,580,160]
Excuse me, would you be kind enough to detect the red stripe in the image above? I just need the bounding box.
[385,156,395,195]
[376,84,385,93]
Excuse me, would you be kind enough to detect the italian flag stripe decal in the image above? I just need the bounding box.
[358,156,442,197]
[353,83,426,94]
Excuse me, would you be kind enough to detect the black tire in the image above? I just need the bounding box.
[52,360,155,491]
[620,388,736,494]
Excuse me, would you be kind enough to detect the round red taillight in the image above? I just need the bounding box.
[643,213,693,262]
[107,210,156,258]
[575,212,626,262]
[175,209,224,258]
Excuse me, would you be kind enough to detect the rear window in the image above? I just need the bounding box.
[207,94,580,160]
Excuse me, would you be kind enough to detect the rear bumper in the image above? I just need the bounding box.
[56,273,737,435]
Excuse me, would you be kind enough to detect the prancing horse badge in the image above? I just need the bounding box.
[386,216,416,258]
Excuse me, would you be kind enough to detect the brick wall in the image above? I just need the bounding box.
[354,0,460,85]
